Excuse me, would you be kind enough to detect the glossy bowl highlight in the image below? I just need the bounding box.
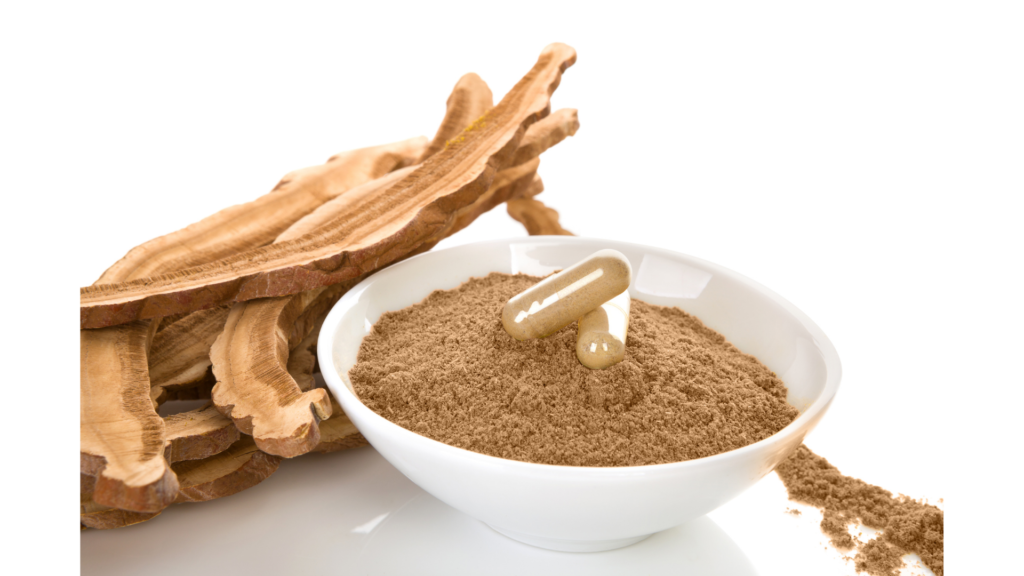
[318,237,841,552]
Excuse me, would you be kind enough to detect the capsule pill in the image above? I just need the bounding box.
[576,290,631,370]
[501,249,632,340]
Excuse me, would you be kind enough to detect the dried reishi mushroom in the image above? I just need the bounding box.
[81,321,179,513]
[81,471,95,495]
[94,138,427,285]
[148,306,231,398]
[173,436,282,504]
[275,107,575,245]
[80,403,239,524]
[77,487,158,528]
[510,108,579,166]
[211,288,337,457]
[163,403,240,463]
[445,157,541,237]
[79,44,581,525]
[79,43,578,328]
[80,139,425,512]
[418,72,494,163]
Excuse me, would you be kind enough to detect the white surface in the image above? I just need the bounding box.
[81,445,761,576]
[1,1,1020,573]
[318,237,840,550]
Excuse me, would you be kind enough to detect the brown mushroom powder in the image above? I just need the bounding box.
[776,445,944,576]
[350,272,799,467]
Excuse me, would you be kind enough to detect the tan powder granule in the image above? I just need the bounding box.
[350,272,799,467]
[776,445,944,576]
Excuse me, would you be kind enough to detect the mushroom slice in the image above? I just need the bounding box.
[80,43,578,328]
[80,497,160,530]
[417,73,494,163]
[173,436,282,504]
[80,139,425,512]
[163,402,240,464]
[148,306,231,400]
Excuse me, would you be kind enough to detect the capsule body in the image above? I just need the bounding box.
[502,249,632,340]
[576,290,631,369]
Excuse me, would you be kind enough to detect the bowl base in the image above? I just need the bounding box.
[486,524,651,552]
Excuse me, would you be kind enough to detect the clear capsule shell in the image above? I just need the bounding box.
[501,249,632,340]
[576,290,631,370]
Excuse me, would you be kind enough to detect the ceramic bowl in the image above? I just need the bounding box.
[318,237,841,552]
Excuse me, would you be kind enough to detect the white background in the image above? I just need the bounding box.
[2,1,1021,573]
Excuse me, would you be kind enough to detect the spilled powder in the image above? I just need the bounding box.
[776,445,944,576]
[350,272,798,467]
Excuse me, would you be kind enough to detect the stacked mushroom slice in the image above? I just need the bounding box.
[80,43,578,528]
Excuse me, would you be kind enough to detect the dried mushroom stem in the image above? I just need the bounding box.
[173,436,282,504]
[507,196,573,236]
[80,43,578,328]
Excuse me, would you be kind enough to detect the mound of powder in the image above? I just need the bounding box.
[350,272,799,467]
[776,445,944,576]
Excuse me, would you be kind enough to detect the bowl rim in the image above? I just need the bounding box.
[318,236,842,475]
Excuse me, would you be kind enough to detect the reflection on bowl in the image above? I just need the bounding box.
[318,237,841,552]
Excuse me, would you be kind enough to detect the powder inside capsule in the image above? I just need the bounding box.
[350,272,799,467]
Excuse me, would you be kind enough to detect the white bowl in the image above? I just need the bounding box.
[318,237,841,552]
